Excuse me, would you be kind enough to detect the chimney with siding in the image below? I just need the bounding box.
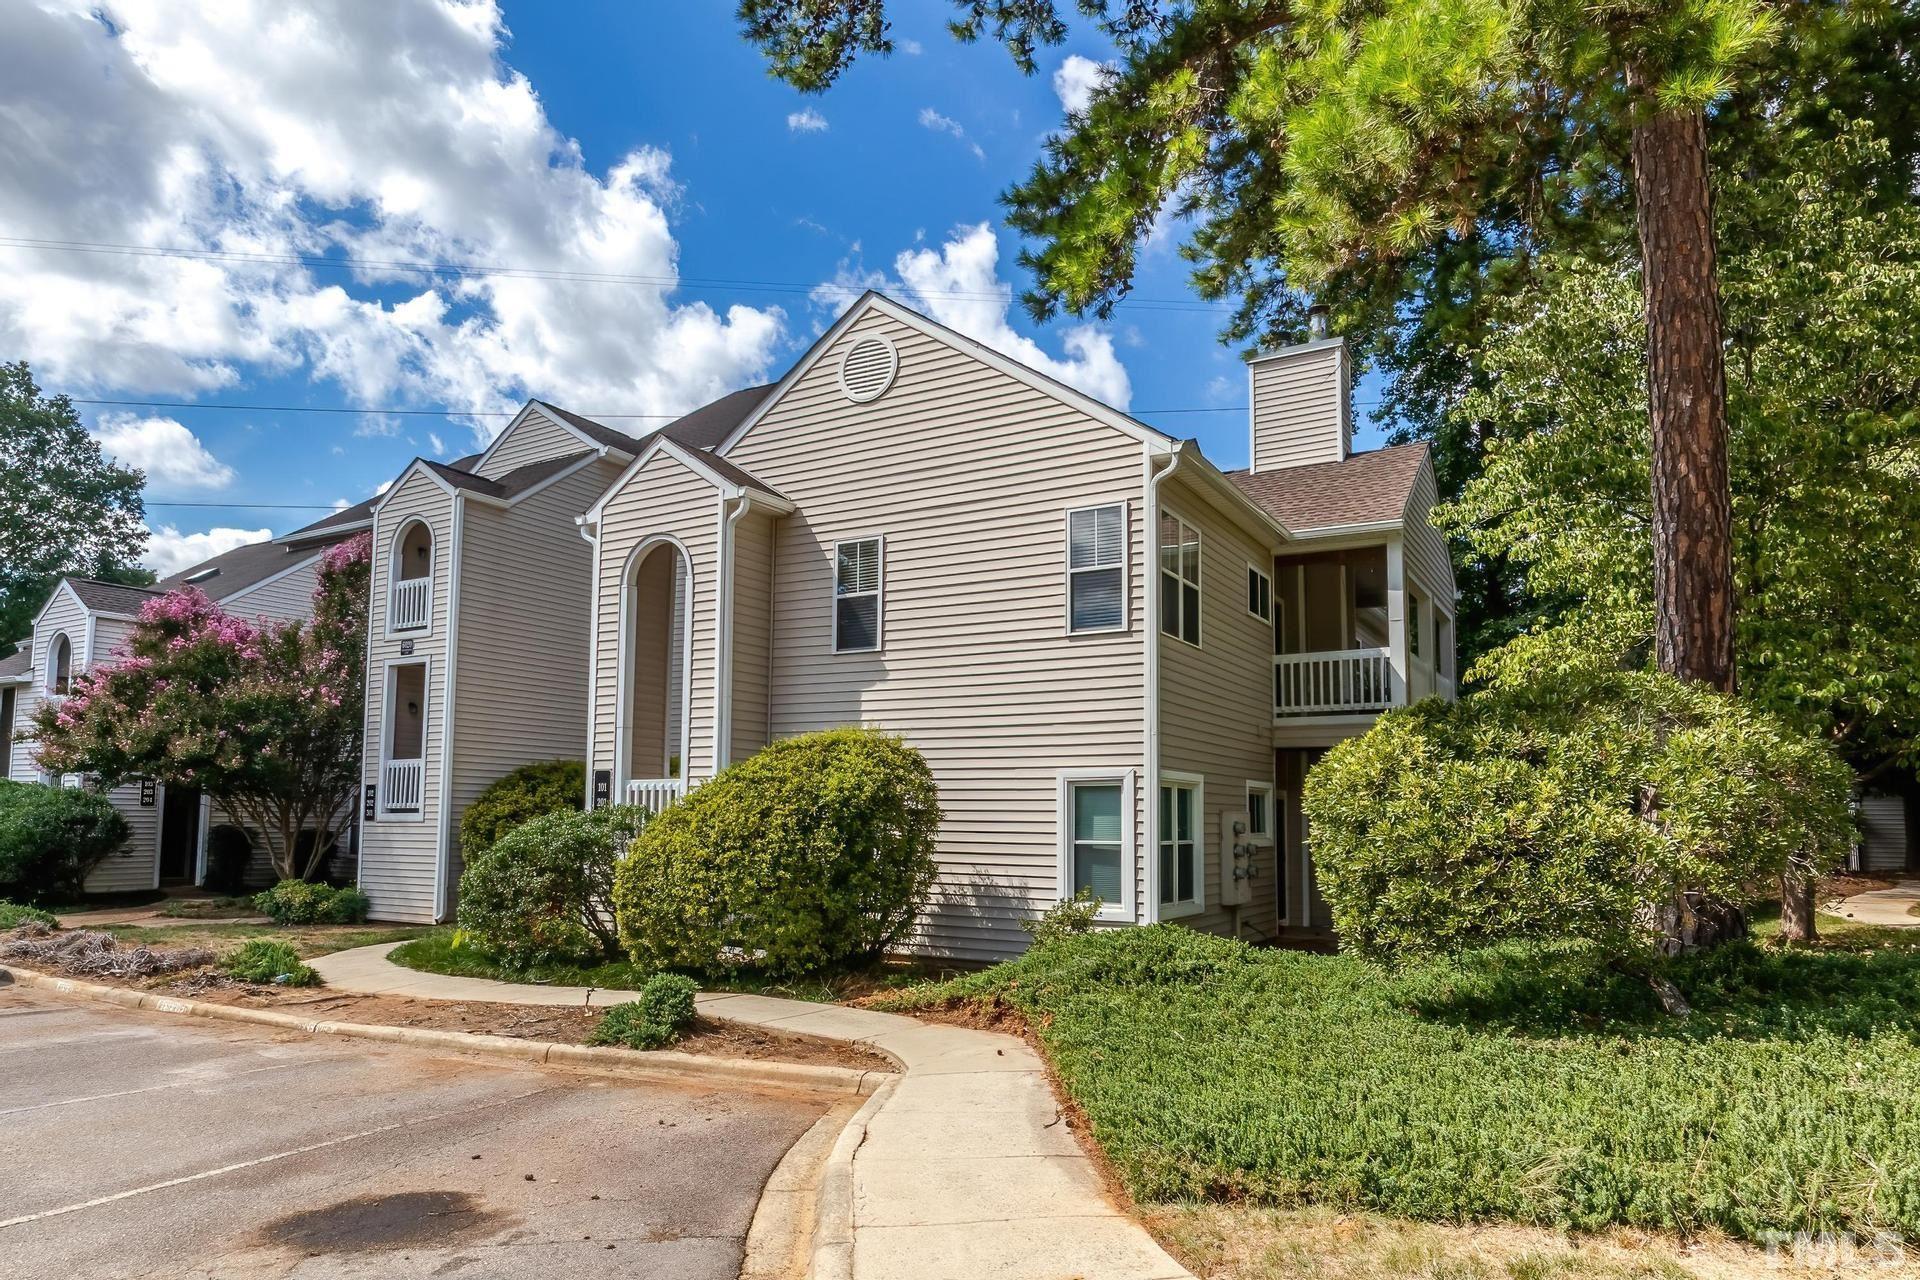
[1246,304,1350,472]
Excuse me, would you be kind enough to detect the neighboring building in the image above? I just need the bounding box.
[0,508,369,893]
[353,396,769,923]
[573,292,1457,960]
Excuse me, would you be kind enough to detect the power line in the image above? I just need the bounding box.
[147,500,342,511]
[0,235,1236,314]
[73,396,1381,419]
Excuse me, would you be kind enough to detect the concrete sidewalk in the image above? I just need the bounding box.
[1831,880,1920,928]
[312,942,1194,1280]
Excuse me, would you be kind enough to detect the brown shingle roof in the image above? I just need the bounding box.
[64,577,163,617]
[1225,442,1428,533]
[0,646,30,681]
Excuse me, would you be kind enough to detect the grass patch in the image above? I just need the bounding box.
[223,939,318,986]
[102,922,426,958]
[0,902,59,929]
[390,926,952,1002]
[880,919,1920,1245]
[156,897,260,919]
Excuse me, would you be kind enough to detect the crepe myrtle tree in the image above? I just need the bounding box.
[34,534,370,883]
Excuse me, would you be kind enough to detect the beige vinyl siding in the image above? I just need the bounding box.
[725,312,1149,962]
[1401,462,1456,609]
[86,779,159,892]
[728,505,776,763]
[225,554,322,623]
[1249,343,1348,472]
[450,459,619,854]
[11,586,91,782]
[589,450,722,787]
[472,406,593,479]
[1155,474,1282,941]
[358,469,454,922]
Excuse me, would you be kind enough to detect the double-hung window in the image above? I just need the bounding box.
[1158,773,1203,916]
[1067,504,1126,633]
[1159,514,1201,647]
[1247,564,1272,623]
[1059,771,1132,921]
[834,537,883,653]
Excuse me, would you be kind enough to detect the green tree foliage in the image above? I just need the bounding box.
[615,727,940,977]
[0,362,149,656]
[457,760,586,861]
[33,535,370,881]
[1302,670,1854,1000]
[456,805,643,971]
[1439,128,1920,777]
[0,778,129,903]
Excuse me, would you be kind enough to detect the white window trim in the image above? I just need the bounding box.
[831,535,885,654]
[1064,502,1130,636]
[1245,780,1275,838]
[1057,769,1135,923]
[1158,770,1205,918]
[1159,512,1202,650]
[375,655,430,823]
[1246,562,1273,624]
[384,518,435,640]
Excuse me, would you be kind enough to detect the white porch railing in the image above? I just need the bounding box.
[1274,648,1398,715]
[625,777,688,813]
[382,758,425,813]
[389,576,431,632]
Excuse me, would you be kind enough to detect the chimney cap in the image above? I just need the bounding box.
[1307,303,1330,341]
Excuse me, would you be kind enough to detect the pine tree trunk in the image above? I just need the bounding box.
[1629,96,1736,693]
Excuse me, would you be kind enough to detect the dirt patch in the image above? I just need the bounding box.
[1822,873,1900,901]
[155,977,894,1071]
[259,1191,509,1253]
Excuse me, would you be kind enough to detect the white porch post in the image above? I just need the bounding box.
[1385,535,1407,706]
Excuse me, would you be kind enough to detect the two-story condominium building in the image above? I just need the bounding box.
[1,511,370,892]
[572,292,1456,961]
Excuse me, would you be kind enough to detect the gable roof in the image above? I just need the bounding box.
[1225,442,1429,533]
[278,496,375,546]
[583,435,791,524]
[154,538,321,603]
[0,645,31,682]
[531,401,649,455]
[63,577,162,617]
[654,385,775,452]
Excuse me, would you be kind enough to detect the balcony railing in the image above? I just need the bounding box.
[381,758,425,814]
[389,576,431,633]
[624,777,688,813]
[1274,648,1398,716]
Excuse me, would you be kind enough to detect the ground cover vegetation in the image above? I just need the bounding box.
[883,925,1920,1245]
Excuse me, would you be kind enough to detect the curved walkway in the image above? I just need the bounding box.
[312,943,1193,1280]
[1831,880,1920,928]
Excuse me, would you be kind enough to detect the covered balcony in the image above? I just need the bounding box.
[1271,543,1454,721]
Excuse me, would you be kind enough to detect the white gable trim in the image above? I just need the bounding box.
[713,291,1180,459]
[470,400,633,477]
[583,435,793,526]
[31,579,139,632]
[370,459,463,513]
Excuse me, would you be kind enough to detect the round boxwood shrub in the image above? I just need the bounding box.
[0,780,130,903]
[457,760,586,861]
[614,727,940,977]
[1303,669,1855,974]
[456,805,645,970]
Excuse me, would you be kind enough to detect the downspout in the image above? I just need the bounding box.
[578,512,601,809]
[1143,441,1187,926]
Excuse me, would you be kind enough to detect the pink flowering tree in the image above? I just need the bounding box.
[34,534,370,882]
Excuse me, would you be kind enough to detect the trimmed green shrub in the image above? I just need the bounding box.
[1304,669,1856,975]
[456,805,644,971]
[458,760,586,861]
[1023,889,1103,946]
[0,780,130,903]
[203,824,254,895]
[614,728,940,977]
[223,938,318,986]
[589,974,699,1050]
[0,901,59,930]
[253,879,366,925]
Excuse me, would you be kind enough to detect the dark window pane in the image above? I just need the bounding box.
[1072,566,1124,631]
[1177,843,1195,901]
[1182,583,1201,644]
[1160,573,1181,636]
[836,595,879,651]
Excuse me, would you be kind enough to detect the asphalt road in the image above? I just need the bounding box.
[0,985,830,1278]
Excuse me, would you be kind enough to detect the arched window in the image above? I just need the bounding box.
[388,519,434,633]
[47,633,72,696]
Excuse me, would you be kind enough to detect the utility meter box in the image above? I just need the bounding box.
[1220,809,1263,907]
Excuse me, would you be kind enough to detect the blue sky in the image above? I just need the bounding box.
[2,1,1384,571]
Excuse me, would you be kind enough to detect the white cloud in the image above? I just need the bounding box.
[917,108,984,161]
[814,223,1131,408]
[0,1,787,448]
[900,38,923,55]
[786,107,828,133]
[90,414,236,492]
[330,497,351,512]
[1052,55,1113,117]
[142,525,270,575]
[428,431,447,457]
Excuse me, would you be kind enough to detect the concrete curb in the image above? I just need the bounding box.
[0,964,884,1099]
[743,1095,867,1280]
[807,1075,895,1280]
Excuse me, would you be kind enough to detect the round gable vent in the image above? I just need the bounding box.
[838,334,899,403]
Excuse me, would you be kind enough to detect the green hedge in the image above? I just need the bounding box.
[614,728,940,977]
[456,806,643,970]
[0,779,129,903]
[253,879,370,925]
[457,760,585,861]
